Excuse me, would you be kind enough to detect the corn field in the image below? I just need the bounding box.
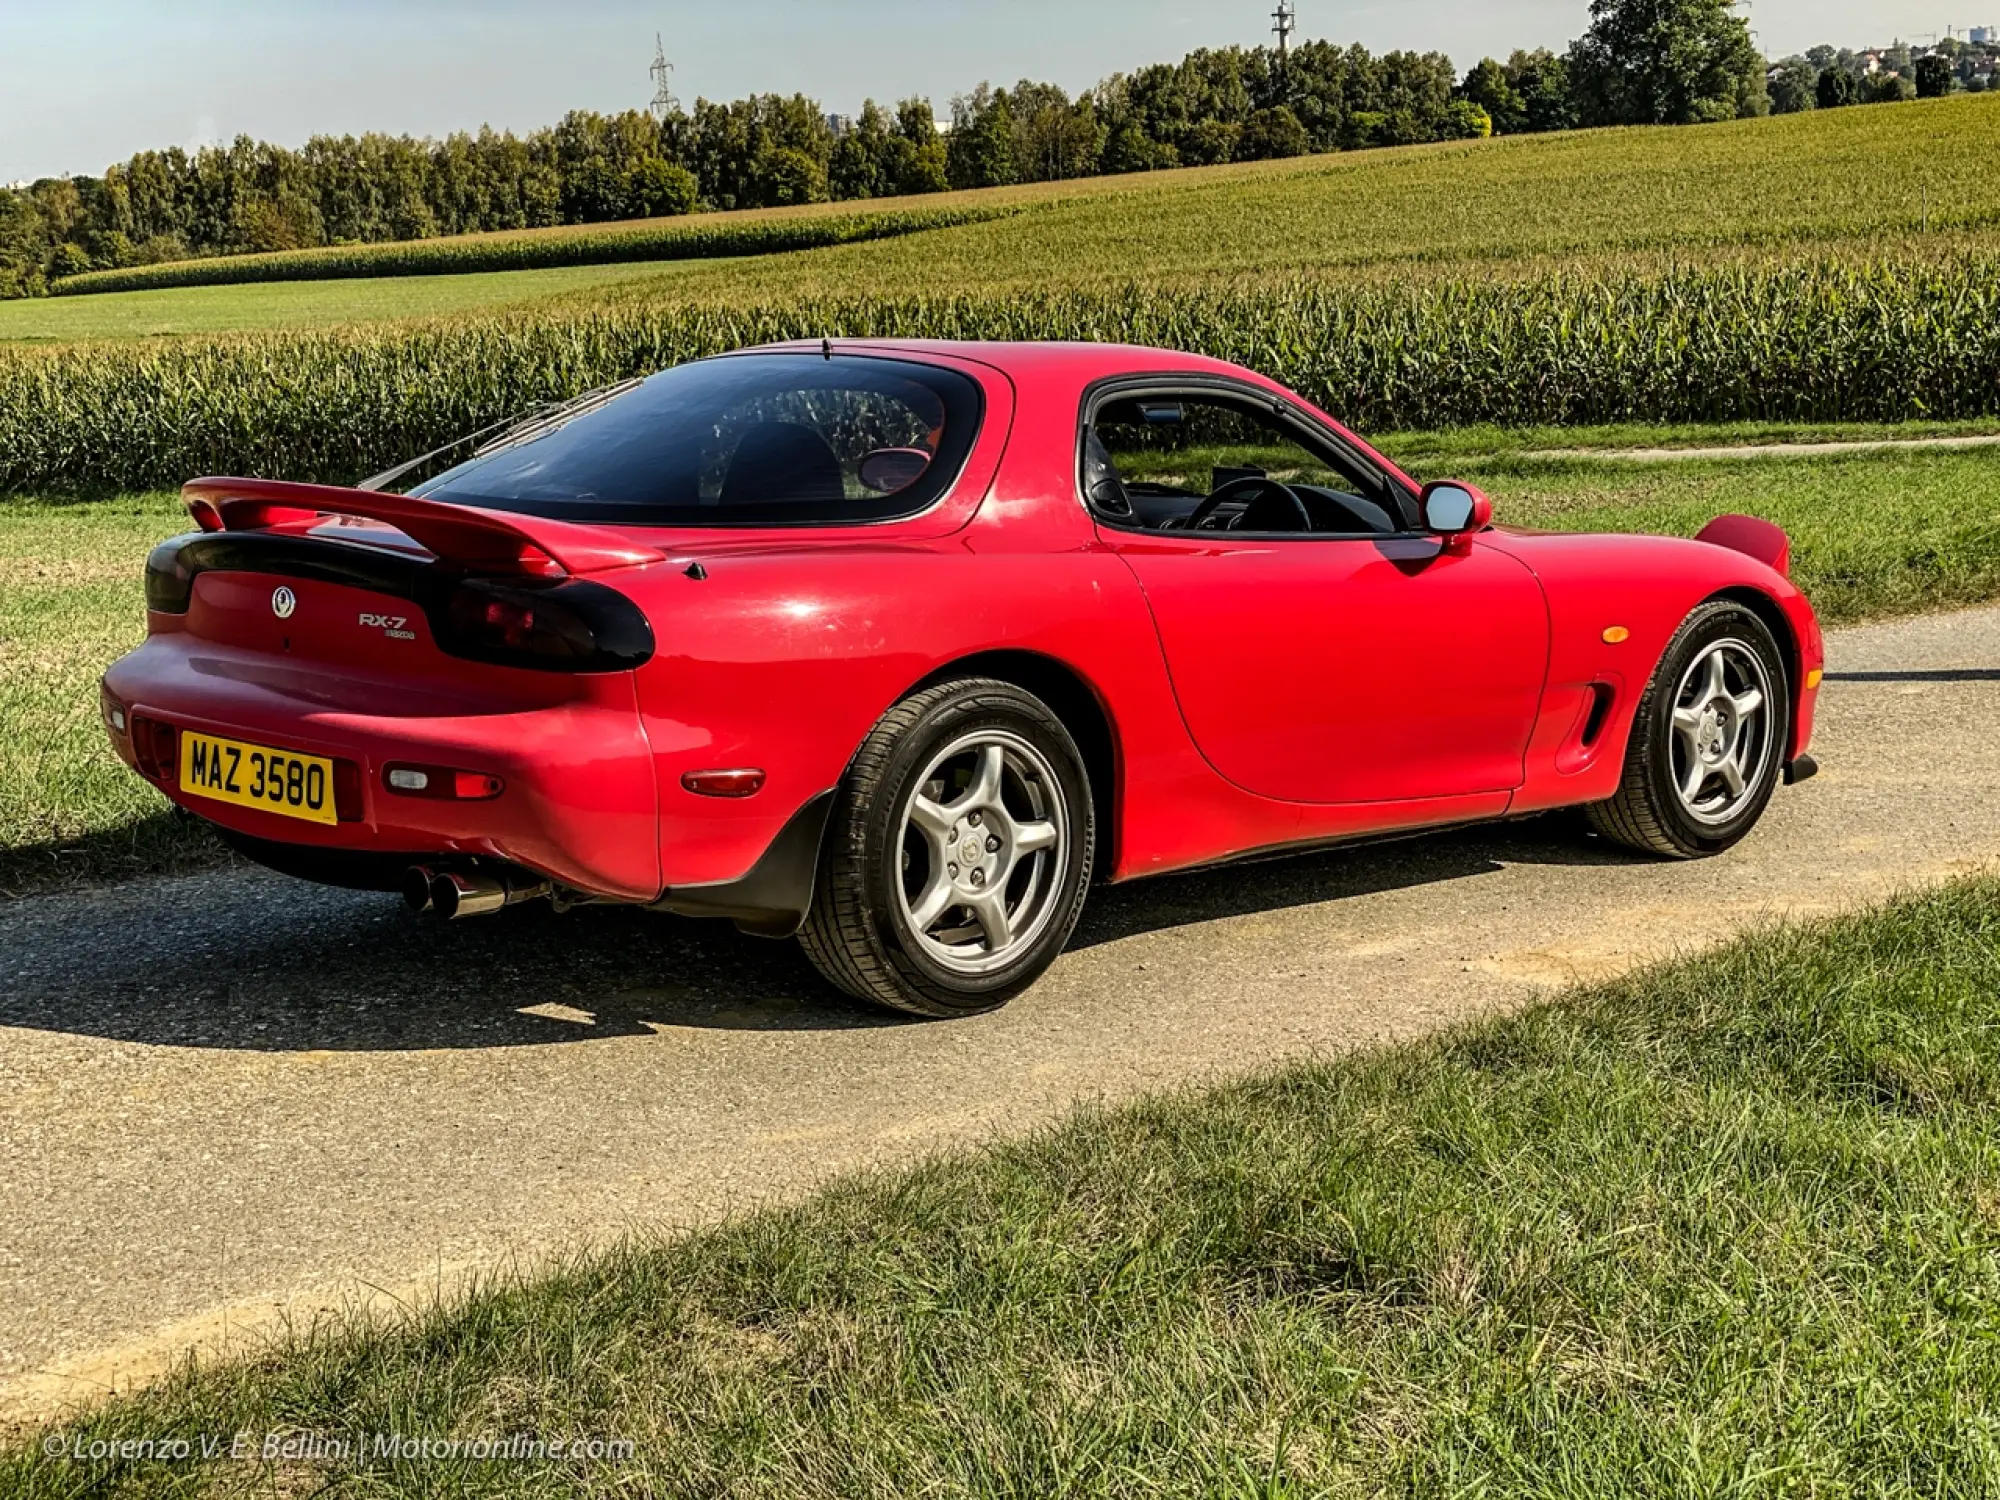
[5,257,1998,493]
[47,205,1021,297]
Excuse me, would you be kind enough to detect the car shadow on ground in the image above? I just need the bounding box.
[0,813,1637,1054]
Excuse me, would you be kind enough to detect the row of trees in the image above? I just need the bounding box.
[1767,39,1998,114]
[0,0,1975,297]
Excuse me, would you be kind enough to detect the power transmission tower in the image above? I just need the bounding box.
[649,33,679,120]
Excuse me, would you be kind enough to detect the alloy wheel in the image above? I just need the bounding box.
[894,730,1069,977]
[1668,637,1775,825]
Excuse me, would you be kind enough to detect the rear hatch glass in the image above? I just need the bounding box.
[410,352,982,529]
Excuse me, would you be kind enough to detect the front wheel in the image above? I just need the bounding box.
[798,679,1095,1018]
[1588,601,1791,859]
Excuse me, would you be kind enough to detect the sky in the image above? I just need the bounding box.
[0,0,1976,182]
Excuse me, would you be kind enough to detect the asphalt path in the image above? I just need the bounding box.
[3,604,1998,1424]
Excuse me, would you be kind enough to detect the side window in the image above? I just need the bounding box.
[1086,390,1403,536]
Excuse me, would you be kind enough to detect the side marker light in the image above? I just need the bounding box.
[1602,626,1631,644]
[682,769,766,799]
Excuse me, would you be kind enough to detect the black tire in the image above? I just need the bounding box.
[1588,600,1791,859]
[798,679,1096,1018]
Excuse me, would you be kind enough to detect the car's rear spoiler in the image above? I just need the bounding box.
[1695,514,1790,578]
[182,477,664,578]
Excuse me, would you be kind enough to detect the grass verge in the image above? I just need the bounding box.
[0,492,221,898]
[9,877,2000,1495]
[4,435,1997,902]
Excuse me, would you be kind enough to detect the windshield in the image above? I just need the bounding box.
[408,353,983,528]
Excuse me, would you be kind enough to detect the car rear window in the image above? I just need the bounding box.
[411,352,983,527]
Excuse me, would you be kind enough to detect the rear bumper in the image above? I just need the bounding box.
[102,638,661,901]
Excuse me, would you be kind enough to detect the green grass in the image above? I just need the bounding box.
[10,876,2000,1496]
[1459,445,2000,622]
[5,434,1996,902]
[1374,416,2000,464]
[8,94,2000,342]
[0,492,219,898]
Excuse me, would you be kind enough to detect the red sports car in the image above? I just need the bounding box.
[102,341,1823,1016]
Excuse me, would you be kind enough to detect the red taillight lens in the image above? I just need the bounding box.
[382,763,505,802]
[481,598,537,651]
[128,716,179,781]
[428,577,653,673]
[334,760,364,821]
[681,768,766,799]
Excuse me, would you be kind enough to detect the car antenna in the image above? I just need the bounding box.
[821,336,833,361]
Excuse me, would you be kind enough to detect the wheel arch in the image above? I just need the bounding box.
[908,650,1122,880]
[656,649,1124,937]
[1709,584,1799,695]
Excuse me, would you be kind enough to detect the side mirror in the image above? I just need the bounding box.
[1421,481,1493,548]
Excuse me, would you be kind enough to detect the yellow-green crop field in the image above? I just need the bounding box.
[3,93,1998,344]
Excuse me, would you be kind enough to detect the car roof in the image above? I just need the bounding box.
[746,338,1263,386]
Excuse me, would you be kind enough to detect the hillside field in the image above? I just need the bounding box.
[3,93,1998,343]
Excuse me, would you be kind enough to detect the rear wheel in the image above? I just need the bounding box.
[799,679,1095,1018]
[1588,601,1790,859]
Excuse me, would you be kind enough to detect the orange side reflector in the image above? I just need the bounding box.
[1805,668,1824,690]
[1602,626,1631,644]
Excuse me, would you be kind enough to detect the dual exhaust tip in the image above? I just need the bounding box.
[403,863,552,921]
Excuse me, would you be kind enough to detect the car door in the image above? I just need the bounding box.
[1086,384,1550,807]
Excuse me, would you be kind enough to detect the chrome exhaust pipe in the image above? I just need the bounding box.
[428,866,553,921]
[402,864,440,914]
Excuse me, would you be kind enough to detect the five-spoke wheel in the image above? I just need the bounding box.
[800,679,1095,1017]
[1667,638,1775,826]
[1590,601,1791,859]
[896,732,1069,976]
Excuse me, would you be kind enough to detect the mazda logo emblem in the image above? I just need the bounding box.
[271,586,297,620]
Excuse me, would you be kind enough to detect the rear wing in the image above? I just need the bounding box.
[1695,514,1790,578]
[182,477,663,578]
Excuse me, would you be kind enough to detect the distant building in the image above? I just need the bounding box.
[825,113,855,138]
[1971,26,1995,43]
[1859,51,1884,73]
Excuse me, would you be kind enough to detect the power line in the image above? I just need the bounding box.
[649,33,679,120]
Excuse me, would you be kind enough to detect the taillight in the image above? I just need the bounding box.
[145,536,198,614]
[382,764,505,801]
[333,760,364,821]
[422,576,653,673]
[129,716,179,781]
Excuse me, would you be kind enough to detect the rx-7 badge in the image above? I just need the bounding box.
[359,612,416,641]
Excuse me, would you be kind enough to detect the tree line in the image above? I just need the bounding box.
[1,0,1983,298]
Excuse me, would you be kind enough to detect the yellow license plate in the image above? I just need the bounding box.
[178,731,338,826]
